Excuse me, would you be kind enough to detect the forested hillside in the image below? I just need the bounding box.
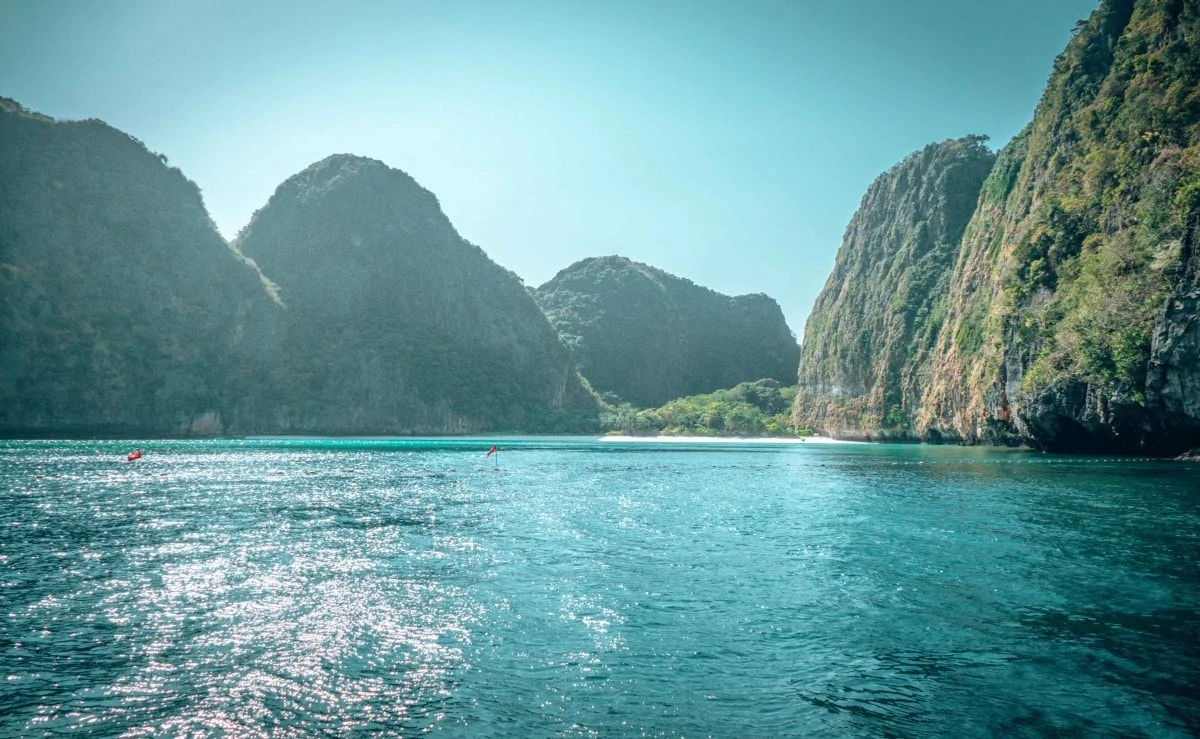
[0,98,272,436]
[0,104,597,436]
[229,155,598,434]
[536,256,798,407]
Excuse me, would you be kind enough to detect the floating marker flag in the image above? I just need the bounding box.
[486,445,498,457]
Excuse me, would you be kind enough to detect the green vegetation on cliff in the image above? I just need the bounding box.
[921,0,1200,452]
[230,155,599,435]
[0,98,270,436]
[793,136,996,439]
[536,256,799,408]
[797,0,1200,454]
[602,379,801,437]
[1008,0,1199,394]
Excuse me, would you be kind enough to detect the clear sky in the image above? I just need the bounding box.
[1,0,1099,338]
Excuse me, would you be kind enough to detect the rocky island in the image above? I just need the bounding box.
[795,0,1200,455]
[536,256,798,407]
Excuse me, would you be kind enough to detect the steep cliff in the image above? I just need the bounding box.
[797,0,1200,453]
[918,0,1200,453]
[0,98,271,436]
[229,155,597,434]
[793,137,996,439]
[0,103,596,436]
[535,256,798,407]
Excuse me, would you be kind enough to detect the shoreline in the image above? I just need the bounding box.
[597,435,864,445]
[1,434,865,445]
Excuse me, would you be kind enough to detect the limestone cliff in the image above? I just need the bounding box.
[0,98,270,436]
[798,0,1200,454]
[229,155,597,434]
[1145,211,1200,444]
[919,0,1200,453]
[536,256,798,407]
[793,137,995,439]
[0,104,596,436]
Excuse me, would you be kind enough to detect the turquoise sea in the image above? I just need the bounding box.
[2,438,1198,736]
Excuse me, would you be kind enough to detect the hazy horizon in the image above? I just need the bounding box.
[0,0,1099,336]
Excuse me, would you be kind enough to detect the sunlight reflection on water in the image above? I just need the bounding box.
[2,439,1199,735]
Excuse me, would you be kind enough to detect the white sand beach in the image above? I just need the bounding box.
[597,435,865,444]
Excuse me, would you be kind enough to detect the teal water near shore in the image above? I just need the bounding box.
[2,438,1198,735]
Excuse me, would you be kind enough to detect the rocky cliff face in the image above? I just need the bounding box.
[229,155,597,434]
[0,104,596,436]
[1145,212,1200,443]
[793,137,996,439]
[0,98,271,436]
[798,0,1200,454]
[536,256,798,407]
[919,0,1200,454]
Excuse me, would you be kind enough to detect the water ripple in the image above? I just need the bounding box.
[2,439,1198,735]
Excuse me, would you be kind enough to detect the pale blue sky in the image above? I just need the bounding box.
[1,0,1098,337]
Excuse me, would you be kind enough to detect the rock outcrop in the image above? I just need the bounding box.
[793,137,995,440]
[0,103,597,436]
[0,98,271,436]
[796,0,1200,454]
[535,256,798,407]
[228,155,598,434]
[1145,211,1200,447]
[919,0,1200,454]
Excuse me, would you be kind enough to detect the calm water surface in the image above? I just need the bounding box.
[2,438,1198,736]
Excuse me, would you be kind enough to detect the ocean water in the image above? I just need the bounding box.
[2,438,1198,736]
